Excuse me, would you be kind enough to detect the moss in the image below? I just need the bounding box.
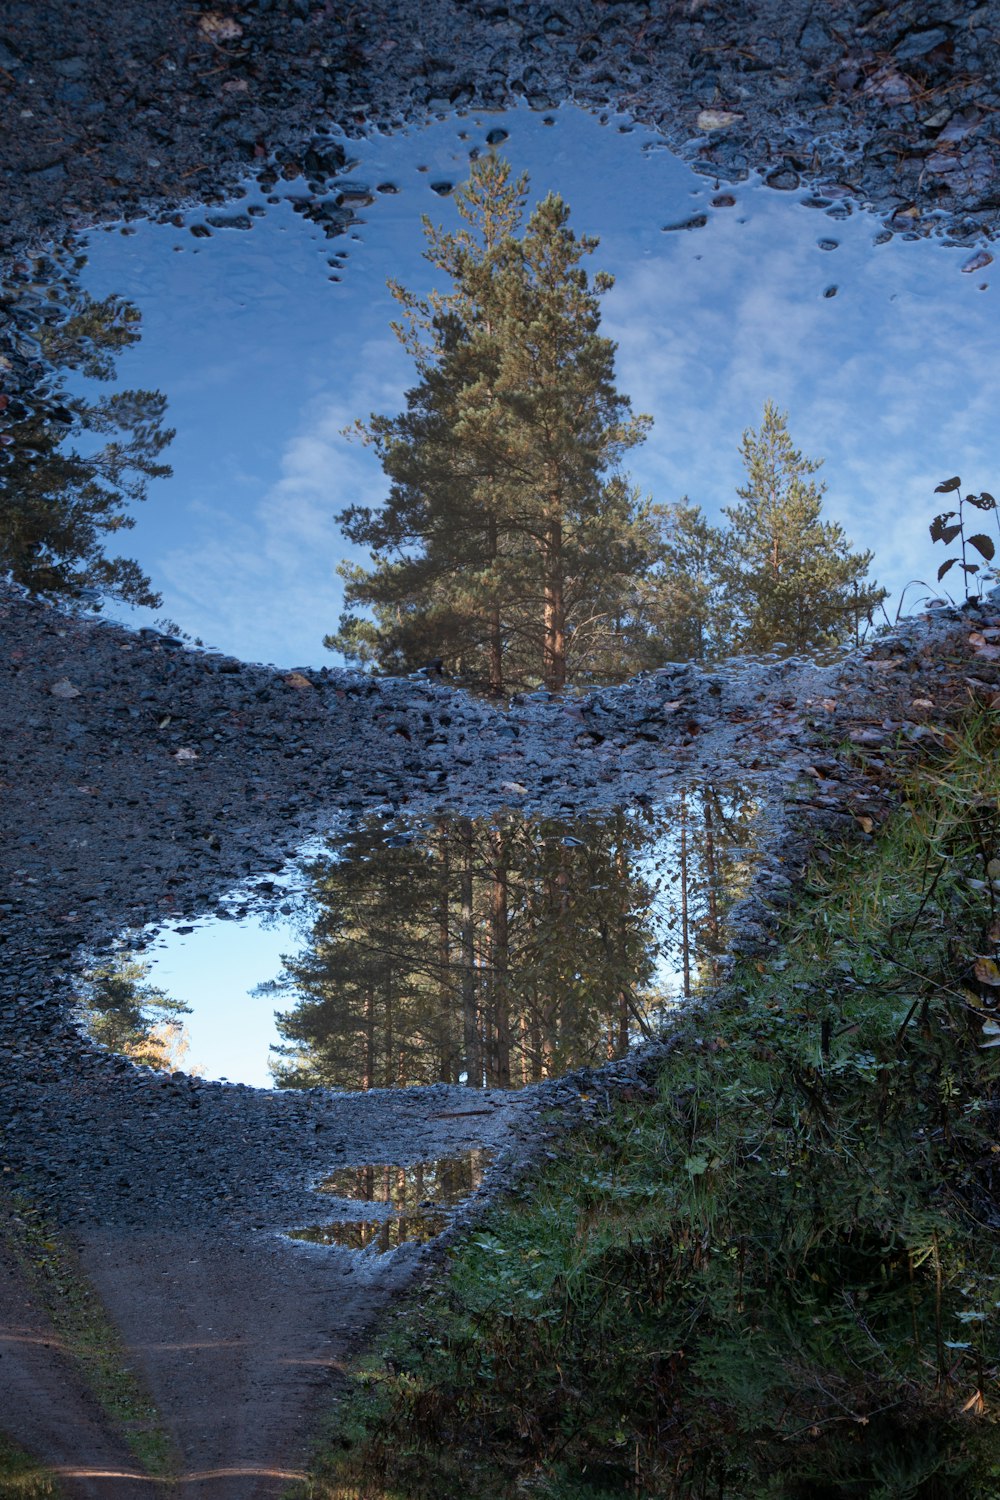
[300,711,1000,1499]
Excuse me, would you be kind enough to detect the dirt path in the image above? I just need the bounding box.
[80,1224,441,1498]
[2,1085,525,1496]
[0,1237,158,1499]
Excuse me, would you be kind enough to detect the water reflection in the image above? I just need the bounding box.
[289,1217,449,1251]
[6,106,991,667]
[0,247,173,607]
[263,792,757,1091]
[289,1149,492,1252]
[319,1150,493,1211]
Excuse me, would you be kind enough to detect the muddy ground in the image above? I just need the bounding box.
[2,1,999,1493]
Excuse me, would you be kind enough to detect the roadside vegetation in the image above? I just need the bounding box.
[0,1434,58,1499]
[0,1196,176,1485]
[300,709,1000,1499]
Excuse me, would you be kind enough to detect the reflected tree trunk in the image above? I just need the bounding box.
[459,819,481,1086]
[364,988,375,1091]
[437,824,457,1084]
[679,791,692,1000]
[702,788,720,952]
[489,828,511,1087]
[543,509,566,691]
[487,513,504,694]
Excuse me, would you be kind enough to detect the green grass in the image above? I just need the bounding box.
[0,1433,60,1499]
[0,1199,176,1485]
[300,710,1000,1499]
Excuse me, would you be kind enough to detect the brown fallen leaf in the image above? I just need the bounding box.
[974,956,1000,987]
[284,671,314,690]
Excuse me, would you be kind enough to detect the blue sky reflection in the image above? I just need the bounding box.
[74,102,997,667]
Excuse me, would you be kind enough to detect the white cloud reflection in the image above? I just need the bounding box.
[77,103,997,663]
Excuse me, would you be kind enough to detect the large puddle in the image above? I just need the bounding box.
[12,100,995,1093]
[74,789,759,1087]
[2,103,995,669]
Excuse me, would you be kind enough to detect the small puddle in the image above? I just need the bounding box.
[319,1149,493,1210]
[76,790,759,1086]
[286,1147,493,1252]
[288,1216,450,1252]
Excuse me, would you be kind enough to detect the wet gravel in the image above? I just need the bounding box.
[2,0,998,264]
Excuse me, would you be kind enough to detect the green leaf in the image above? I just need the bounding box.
[935,476,962,493]
[968,533,996,561]
[683,1154,709,1177]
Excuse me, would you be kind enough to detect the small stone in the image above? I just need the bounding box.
[50,678,81,699]
[662,214,708,233]
[697,109,742,131]
[961,249,993,274]
[198,11,244,41]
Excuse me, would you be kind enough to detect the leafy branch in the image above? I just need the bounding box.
[930,475,997,599]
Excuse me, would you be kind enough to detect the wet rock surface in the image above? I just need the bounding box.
[2,0,998,260]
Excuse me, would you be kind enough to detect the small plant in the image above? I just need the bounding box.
[929,476,997,599]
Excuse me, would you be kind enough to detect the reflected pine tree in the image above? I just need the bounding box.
[329,155,658,693]
[0,251,173,605]
[266,795,759,1092]
[76,956,192,1072]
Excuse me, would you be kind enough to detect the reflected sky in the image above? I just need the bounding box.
[67,102,997,668]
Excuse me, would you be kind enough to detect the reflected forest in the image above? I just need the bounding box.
[264,792,757,1091]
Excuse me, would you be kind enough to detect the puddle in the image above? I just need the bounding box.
[288,1216,450,1252]
[319,1149,493,1210]
[76,790,759,1087]
[287,1148,492,1253]
[3,104,995,667]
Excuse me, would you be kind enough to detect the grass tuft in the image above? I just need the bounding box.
[0,1432,60,1499]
